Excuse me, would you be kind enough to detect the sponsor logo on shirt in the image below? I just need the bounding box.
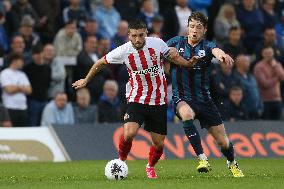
[132,65,160,77]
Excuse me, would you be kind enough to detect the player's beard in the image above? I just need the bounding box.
[132,41,145,50]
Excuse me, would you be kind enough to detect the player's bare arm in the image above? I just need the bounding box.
[167,47,199,67]
[212,48,234,66]
[72,58,107,89]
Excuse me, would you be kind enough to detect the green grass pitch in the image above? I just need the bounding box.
[0,158,283,189]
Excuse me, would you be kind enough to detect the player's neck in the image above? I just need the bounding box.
[187,38,202,47]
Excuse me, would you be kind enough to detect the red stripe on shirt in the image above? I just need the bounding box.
[128,53,143,103]
[138,50,153,104]
[148,48,162,105]
[126,68,134,101]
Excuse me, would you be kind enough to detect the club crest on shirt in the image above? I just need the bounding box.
[198,50,206,58]
[178,48,184,53]
[124,113,129,121]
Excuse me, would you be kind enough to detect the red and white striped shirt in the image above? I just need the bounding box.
[104,37,170,105]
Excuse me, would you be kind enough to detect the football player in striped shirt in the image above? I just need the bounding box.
[72,19,198,179]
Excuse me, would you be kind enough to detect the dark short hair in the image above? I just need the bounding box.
[264,26,275,32]
[230,86,243,92]
[8,53,23,64]
[187,12,208,27]
[261,44,274,52]
[31,44,43,54]
[229,26,240,32]
[64,19,76,27]
[128,19,147,30]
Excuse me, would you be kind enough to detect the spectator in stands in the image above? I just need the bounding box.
[174,0,192,36]
[254,46,284,120]
[53,20,82,57]
[3,35,31,67]
[0,103,12,127]
[62,0,88,29]
[111,20,129,49]
[136,0,157,29]
[148,14,164,39]
[42,44,66,99]
[223,26,247,59]
[73,88,97,124]
[234,54,263,119]
[94,0,121,39]
[275,11,284,52]
[80,18,102,41]
[236,0,265,54]
[74,35,112,103]
[97,38,111,58]
[214,3,240,45]
[41,92,74,126]
[212,61,239,104]
[261,0,278,27]
[158,0,191,40]
[0,8,8,55]
[255,27,284,62]
[17,15,41,54]
[24,45,51,126]
[29,0,60,43]
[221,86,248,122]
[0,53,32,126]
[114,0,140,21]
[6,0,39,35]
[98,80,122,123]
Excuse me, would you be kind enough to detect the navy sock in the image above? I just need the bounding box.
[221,142,235,162]
[183,120,204,156]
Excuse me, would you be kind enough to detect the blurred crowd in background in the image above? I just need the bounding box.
[0,0,283,127]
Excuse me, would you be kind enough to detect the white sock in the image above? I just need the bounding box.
[198,153,208,161]
[227,160,236,166]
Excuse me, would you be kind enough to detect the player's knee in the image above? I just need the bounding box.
[124,129,137,142]
[180,112,194,121]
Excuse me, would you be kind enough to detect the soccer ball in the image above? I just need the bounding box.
[105,159,128,180]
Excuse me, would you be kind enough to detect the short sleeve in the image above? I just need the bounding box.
[20,73,31,86]
[104,45,125,64]
[157,38,170,58]
[207,41,217,50]
[0,73,10,87]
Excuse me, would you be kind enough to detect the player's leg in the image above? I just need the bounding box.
[145,132,165,179]
[144,104,167,178]
[119,103,144,161]
[207,124,244,177]
[148,132,165,167]
[176,101,210,172]
[118,122,140,161]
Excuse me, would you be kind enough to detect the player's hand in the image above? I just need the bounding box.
[168,47,179,59]
[72,79,87,90]
[220,54,234,66]
[188,55,200,67]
